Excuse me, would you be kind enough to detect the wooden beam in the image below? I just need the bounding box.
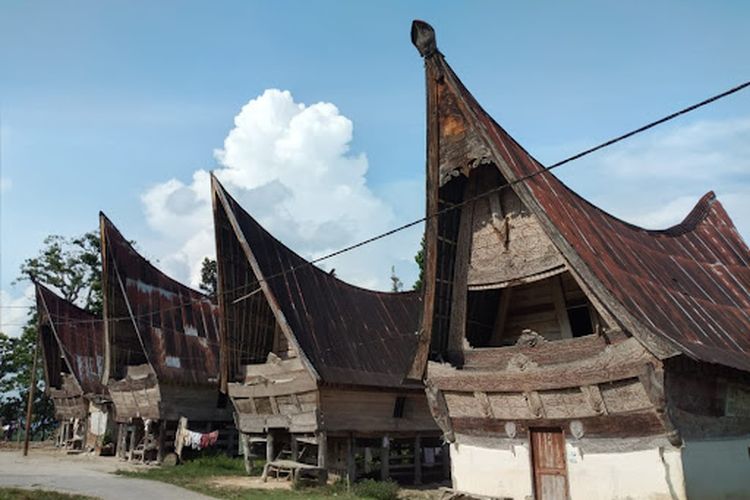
[317,431,328,485]
[291,434,299,462]
[451,411,665,439]
[446,177,477,361]
[474,391,494,419]
[241,434,253,474]
[406,60,441,380]
[489,288,512,346]
[157,420,166,463]
[266,431,275,463]
[551,275,573,339]
[414,435,422,486]
[581,385,607,415]
[441,443,451,480]
[525,391,545,418]
[346,433,356,487]
[430,338,654,393]
[380,436,390,481]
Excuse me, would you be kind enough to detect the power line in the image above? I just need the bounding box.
[3,78,749,328]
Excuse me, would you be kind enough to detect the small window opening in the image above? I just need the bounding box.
[393,396,406,418]
[567,304,593,338]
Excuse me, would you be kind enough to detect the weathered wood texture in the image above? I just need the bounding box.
[429,338,653,392]
[467,169,565,289]
[319,388,439,433]
[531,429,569,500]
[453,411,665,439]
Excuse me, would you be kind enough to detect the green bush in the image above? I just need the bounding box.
[353,479,400,500]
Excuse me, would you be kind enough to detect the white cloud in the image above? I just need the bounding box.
[0,285,34,338]
[142,89,421,290]
[0,177,11,193]
[561,117,750,242]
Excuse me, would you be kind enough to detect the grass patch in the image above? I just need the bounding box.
[116,453,247,481]
[115,454,407,499]
[115,454,358,499]
[0,488,98,500]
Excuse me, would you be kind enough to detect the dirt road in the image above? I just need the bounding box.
[0,449,213,500]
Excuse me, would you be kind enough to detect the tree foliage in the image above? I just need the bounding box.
[1,230,103,439]
[412,235,426,291]
[17,231,102,316]
[199,257,217,298]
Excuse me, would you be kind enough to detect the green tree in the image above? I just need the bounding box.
[412,235,426,291]
[199,257,217,298]
[17,231,102,315]
[1,230,103,439]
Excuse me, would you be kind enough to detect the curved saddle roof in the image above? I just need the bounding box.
[100,214,221,386]
[212,177,423,388]
[411,20,750,373]
[36,283,106,396]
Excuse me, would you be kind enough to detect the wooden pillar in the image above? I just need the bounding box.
[290,434,299,462]
[317,431,328,485]
[227,427,236,455]
[157,420,166,463]
[266,431,275,463]
[380,436,390,481]
[241,434,253,474]
[346,434,356,487]
[442,443,451,480]
[414,435,422,485]
[128,424,138,462]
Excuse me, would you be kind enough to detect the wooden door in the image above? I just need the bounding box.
[530,428,569,500]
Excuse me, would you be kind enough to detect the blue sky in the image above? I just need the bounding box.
[2,1,749,335]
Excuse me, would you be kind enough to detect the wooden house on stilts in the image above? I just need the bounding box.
[35,283,113,452]
[408,20,750,500]
[100,213,234,463]
[211,176,446,484]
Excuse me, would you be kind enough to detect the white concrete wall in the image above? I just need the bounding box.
[681,437,750,499]
[449,436,687,500]
[567,443,686,500]
[449,441,533,499]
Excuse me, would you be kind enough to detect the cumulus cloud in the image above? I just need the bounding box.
[142,89,421,289]
[0,285,34,338]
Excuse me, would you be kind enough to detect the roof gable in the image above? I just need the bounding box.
[212,177,423,388]
[100,213,221,386]
[36,283,106,395]
[410,20,750,374]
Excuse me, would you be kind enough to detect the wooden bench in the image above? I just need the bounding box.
[261,459,326,485]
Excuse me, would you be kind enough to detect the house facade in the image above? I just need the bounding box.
[100,214,234,462]
[36,283,113,452]
[212,177,446,484]
[408,20,750,500]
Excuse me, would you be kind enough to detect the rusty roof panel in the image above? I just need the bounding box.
[36,283,106,395]
[215,181,423,388]
[414,20,750,372]
[101,215,221,386]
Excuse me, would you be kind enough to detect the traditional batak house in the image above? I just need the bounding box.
[407,20,750,500]
[36,283,113,453]
[211,176,446,484]
[100,213,234,463]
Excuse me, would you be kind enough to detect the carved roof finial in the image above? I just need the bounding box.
[411,20,437,58]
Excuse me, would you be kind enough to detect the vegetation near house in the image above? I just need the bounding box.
[1,230,103,440]
[200,257,218,297]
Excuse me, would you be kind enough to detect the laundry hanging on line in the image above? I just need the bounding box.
[182,429,219,450]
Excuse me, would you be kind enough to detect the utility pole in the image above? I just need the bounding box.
[23,332,40,456]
